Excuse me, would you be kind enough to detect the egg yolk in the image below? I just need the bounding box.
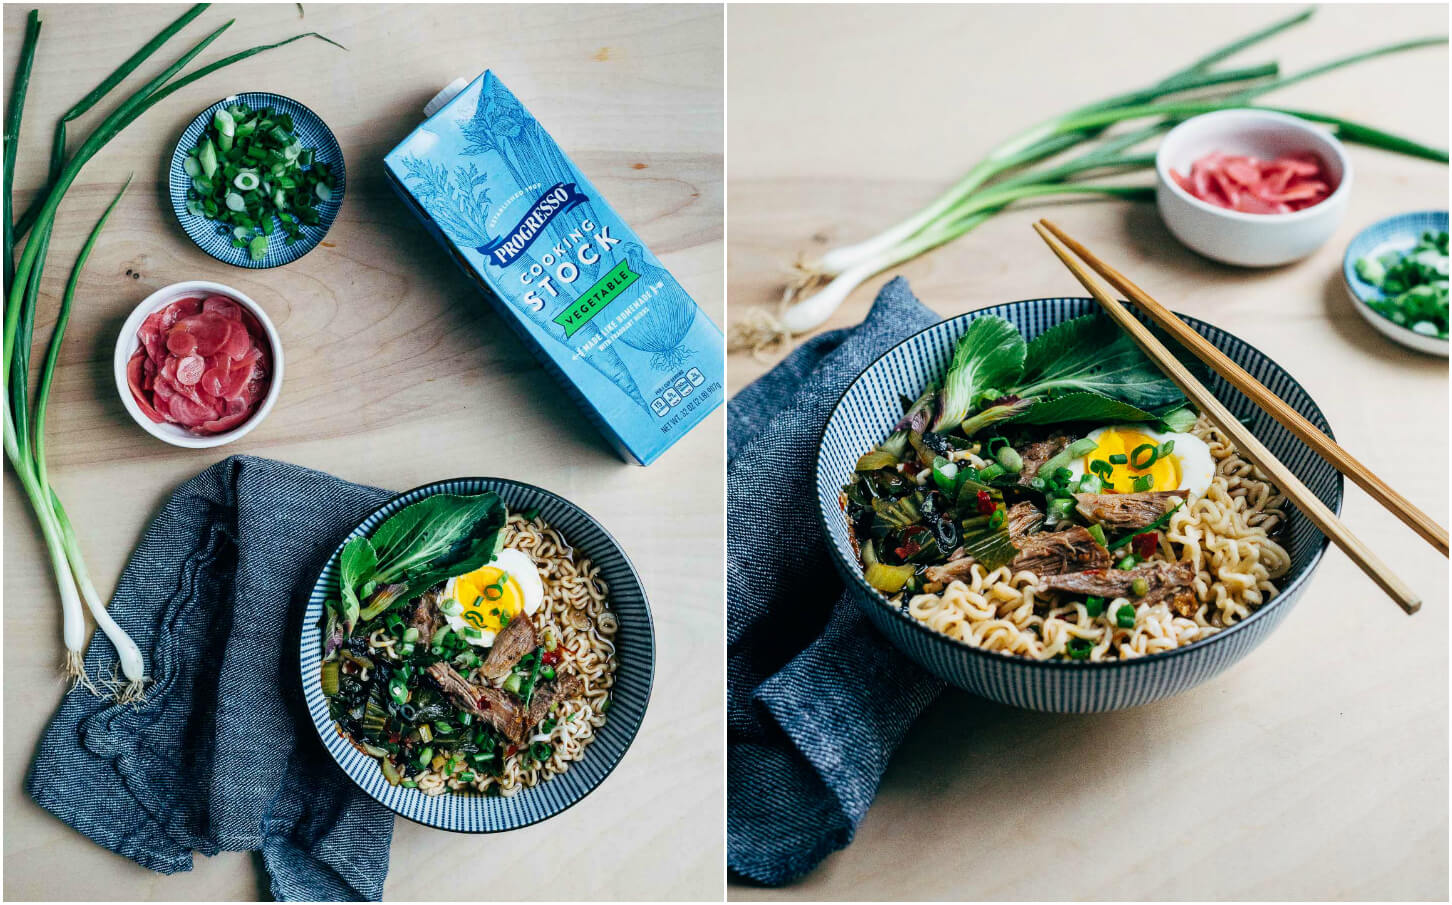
[1086,429,1180,493]
[452,565,525,633]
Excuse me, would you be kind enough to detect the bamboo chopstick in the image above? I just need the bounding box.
[1032,220,1420,615]
[1039,218,1449,559]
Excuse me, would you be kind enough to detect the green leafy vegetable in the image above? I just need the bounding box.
[959,397,1031,436]
[1008,391,1164,426]
[350,492,506,623]
[336,535,376,632]
[1008,315,1185,412]
[879,385,937,458]
[959,513,1018,570]
[1159,405,1197,432]
[933,316,1026,431]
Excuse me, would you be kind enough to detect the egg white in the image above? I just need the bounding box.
[442,548,545,648]
[1066,425,1215,500]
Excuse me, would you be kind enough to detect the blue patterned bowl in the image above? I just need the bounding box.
[1341,210,1448,357]
[299,478,654,831]
[169,92,345,269]
[816,297,1343,712]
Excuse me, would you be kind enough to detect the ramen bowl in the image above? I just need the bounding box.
[299,477,654,831]
[816,297,1343,712]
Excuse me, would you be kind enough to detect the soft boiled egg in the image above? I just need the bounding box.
[1066,425,1215,499]
[442,548,545,647]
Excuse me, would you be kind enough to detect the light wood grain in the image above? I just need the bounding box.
[1034,218,1420,612]
[1041,217,1450,559]
[3,4,723,901]
[727,4,1447,900]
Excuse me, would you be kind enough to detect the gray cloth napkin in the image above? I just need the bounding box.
[727,277,947,886]
[27,455,396,901]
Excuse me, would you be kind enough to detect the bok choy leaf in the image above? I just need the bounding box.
[1008,392,1164,426]
[959,516,1018,570]
[932,316,1026,431]
[1007,315,1184,412]
[345,492,507,625]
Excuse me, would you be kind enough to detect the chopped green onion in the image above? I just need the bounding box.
[1066,637,1093,660]
[1047,497,1076,522]
[1130,577,1149,596]
[458,771,475,783]
[1129,443,1158,469]
[199,137,218,178]
[978,462,1006,481]
[1075,474,1104,495]
[1041,438,1098,479]
[995,445,1023,474]
[1085,524,1106,546]
[1108,453,1128,465]
[988,505,1006,530]
[1118,554,1139,570]
[1116,604,1136,629]
[1084,596,1106,617]
[1132,474,1154,492]
[931,456,958,494]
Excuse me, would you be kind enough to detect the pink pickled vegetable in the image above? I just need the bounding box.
[1171,150,1333,214]
[126,294,271,435]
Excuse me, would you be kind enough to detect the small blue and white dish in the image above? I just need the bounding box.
[169,92,345,269]
[299,477,654,832]
[1341,210,1449,357]
[816,297,1344,713]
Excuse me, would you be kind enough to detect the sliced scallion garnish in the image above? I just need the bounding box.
[183,99,335,258]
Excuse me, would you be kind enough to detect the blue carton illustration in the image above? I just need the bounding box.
[384,71,723,465]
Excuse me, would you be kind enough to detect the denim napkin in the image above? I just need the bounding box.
[727,277,947,886]
[28,455,396,901]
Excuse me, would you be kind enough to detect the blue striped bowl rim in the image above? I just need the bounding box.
[1341,209,1449,334]
[169,92,345,269]
[298,477,654,832]
[816,297,1343,680]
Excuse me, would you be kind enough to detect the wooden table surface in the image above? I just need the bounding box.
[3,4,723,900]
[727,5,1447,901]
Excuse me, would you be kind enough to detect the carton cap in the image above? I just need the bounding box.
[423,78,470,118]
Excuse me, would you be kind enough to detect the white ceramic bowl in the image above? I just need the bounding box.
[1155,109,1352,267]
[113,280,283,448]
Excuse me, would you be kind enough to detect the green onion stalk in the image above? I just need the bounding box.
[729,8,1449,354]
[3,4,342,700]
